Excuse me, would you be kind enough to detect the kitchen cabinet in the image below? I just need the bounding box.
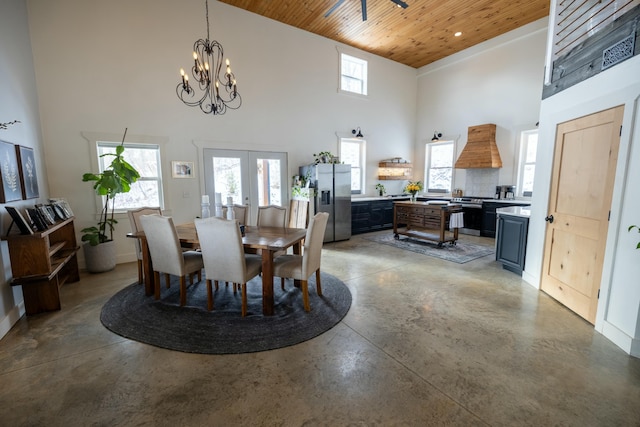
[351,199,397,234]
[495,208,530,275]
[482,201,530,237]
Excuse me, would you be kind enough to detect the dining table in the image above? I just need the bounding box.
[129,222,307,316]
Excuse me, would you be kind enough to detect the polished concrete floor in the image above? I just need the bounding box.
[1,232,639,426]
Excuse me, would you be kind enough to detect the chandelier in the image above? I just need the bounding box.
[176,0,241,115]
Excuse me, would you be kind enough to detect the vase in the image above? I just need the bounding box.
[410,193,417,203]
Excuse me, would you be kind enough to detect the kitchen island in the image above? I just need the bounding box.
[393,201,462,246]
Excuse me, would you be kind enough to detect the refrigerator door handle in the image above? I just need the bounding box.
[321,190,331,205]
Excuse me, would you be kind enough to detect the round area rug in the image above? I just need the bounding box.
[100,272,351,354]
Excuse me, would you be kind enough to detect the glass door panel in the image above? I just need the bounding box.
[204,149,287,225]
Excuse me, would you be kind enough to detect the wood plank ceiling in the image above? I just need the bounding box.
[220,0,550,68]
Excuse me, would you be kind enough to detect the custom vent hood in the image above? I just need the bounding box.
[454,124,502,169]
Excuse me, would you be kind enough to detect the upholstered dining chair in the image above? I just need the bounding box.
[273,212,329,312]
[222,204,249,225]
[127,206,162,284]
[257,205,287,227]
[139,214,204,306]
[194,217,262,316]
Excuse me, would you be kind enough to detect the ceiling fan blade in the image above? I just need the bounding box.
[390,0,409,9]
[361,0,367,21]
[324,0,346,18]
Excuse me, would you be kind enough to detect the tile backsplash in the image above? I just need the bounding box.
[464,169,499,197]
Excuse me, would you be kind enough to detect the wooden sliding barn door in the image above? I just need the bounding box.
[540,105,623,324]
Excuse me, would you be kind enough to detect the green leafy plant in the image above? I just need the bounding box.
[375,183,386,195]
[313,151,337,164]
[629,225,640,249]
[81,128,140,246]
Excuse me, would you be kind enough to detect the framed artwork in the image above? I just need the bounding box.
[5,206,33,235]
[16,145,39,199]
[0,140,23,203]
[171,161,194,178]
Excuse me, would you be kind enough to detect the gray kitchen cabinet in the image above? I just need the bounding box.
[495,212,529,275]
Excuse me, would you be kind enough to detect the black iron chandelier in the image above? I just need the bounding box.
[176,0,241,115]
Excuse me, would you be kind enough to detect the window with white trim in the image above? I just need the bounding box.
[340,138,366,194]
[97,141,164,210]
[424,140,454,193]
[517,129,538,197]
[340,53,368,96]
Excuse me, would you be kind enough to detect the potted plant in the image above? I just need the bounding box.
[81,128,140,272]
[375,183,386,196]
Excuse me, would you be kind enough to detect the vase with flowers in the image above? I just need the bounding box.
[405,181,423,203]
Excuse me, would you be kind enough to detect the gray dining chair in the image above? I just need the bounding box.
[194,217,262,315]
[273,212,329,312]
[139,214,203,305]
[127,206,162,284]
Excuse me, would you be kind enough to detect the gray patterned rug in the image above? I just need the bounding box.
[100,272,351,354]
[364,233,494,263]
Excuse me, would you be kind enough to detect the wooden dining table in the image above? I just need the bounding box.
[129,223,307,315]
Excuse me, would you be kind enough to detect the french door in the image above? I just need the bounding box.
[203,149,288,225]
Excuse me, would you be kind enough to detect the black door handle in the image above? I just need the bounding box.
[545,215,554,223]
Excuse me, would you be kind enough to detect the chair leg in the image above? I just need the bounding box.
[137,260,143,284]
[154,271,161,300]
[301,280,310,312]
[197,270,202,282]
[233,283,238,294]
[315,269,322,296]
[214,280,219,291]
[189,273,194,285]
[179,276,187,306]
[280,277,285,291]
[241,283,247,317]
[165,273,171,289]
[206,279,213,311]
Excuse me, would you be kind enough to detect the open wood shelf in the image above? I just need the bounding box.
[4,217,80,315]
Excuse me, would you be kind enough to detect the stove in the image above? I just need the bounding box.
[451,197,485,208]
[451,197,493,236]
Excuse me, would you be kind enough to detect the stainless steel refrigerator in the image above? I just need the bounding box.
[300,163,351,242]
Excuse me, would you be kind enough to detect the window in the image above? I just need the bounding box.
[517,129,538,197]
[340,53,368,96]
[97,142,163,210]
[340,138,366,194]
[424,140,454,193]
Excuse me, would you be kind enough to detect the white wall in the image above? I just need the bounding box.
[415,19,548,196]
[25,0,417,265]
[527,56,640,357]
[0,0,50,336]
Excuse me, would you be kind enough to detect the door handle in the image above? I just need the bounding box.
[545,214,554,223]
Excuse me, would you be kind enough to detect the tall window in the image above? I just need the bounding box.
[340,53,368,96]
[517,129,538,197]
[97,142,163,209]
[424,140,454,193]
[340,138,366,194]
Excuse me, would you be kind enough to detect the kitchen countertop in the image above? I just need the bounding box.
[496,206,531,218]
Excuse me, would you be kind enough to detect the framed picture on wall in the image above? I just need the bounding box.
[171,161,194,178]
[16,145,39,199]
[0,140,23,203]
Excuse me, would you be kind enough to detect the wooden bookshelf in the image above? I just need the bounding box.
[2,217,80,315]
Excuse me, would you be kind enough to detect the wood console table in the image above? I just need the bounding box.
[393,201,462,247]
[2,217,80,315]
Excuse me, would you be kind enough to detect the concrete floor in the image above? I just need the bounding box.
[1,232,639,426]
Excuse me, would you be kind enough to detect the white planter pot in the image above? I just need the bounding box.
[83,240,117,273]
